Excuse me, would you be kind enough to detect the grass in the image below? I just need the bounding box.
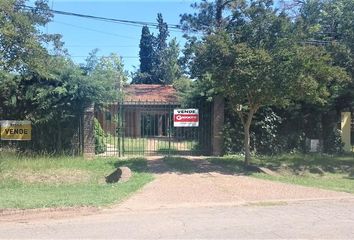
[252,173,354,194]
[0,152,153,209]
[105,136,148,152]
[256,153,354,170]
[157,140,197,152]
[208,153,354,194]
[122,138,148,154]
[105,136,198,155]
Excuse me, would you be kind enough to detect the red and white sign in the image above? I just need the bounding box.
[173,109,199,127]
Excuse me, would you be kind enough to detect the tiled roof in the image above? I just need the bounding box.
[124,84,179,103]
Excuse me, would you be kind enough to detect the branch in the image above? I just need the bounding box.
[236,110,246,126]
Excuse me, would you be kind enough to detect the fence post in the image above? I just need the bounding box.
[83,104,95,159]
[211,95,224,156]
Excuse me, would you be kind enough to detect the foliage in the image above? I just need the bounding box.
[133,14,181,85]
[0,0,63,75]
[88,53,127,104]
[252,108,282,154]
[94,118,106,154]
[323,129,344,154]
[0,52,127,153]
[157,38,181,85]
[172,75,193,102]
[138,26,155,77]
[182,0,350,164]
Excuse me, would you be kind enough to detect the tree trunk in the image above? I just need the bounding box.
[244,123,251,166]
[237,106,257,166]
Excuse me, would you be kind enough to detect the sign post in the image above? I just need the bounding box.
[173,109,199,127]
[0,120,32,141]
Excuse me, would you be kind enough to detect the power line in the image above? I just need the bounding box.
[71,55,140,58]
[53,20,136,39]
[66,45,137,48]
[18,4,182,31]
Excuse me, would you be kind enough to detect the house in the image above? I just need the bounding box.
[95,84,180,138]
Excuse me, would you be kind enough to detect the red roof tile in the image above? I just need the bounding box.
[124,84,179,103]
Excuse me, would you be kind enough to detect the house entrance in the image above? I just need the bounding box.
[141,113,168,137]
[95,100,212,156]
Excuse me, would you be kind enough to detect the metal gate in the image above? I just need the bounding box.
[95,100,212,156]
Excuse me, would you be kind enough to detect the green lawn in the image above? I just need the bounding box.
[105,136,148,154]
[105,136,198,155]
[157,140,197,152]
[122,138,148,154]
[208,153,354,194]
[0,152,153,209]
[252,173,354,194]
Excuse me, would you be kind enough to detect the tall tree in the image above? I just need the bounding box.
[156,13,169,52]
[160,38,181,85]
[180,0,246,34]
[134,13,180,85]
[154,13,170,83]
[139,26,155,75]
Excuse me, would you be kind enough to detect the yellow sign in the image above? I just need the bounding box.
[0,121,32,141]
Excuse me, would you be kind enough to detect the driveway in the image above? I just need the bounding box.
[118,157,354,210]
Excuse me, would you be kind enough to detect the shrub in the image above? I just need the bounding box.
[94,118,106,154]
[323,128,344,154]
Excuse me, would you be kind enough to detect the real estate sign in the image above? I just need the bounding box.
[0,120,32,141]
[173,109,199,127]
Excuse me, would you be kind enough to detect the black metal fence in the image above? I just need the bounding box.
[0,117,82,155]
[95,100,212,156]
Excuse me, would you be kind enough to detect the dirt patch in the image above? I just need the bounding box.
[1,169,92,184]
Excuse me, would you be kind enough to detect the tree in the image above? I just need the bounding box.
[153,13,171,84]
[318,0,354,110]
[139,26,155,76]
[287,0,354,151]
[283,0,354,110]
[185,0,348,164]
[180,0,246,34]
[86,52,128,104]
[0,53,128,152]
[156,13,169,51]
[0,0,63,75]
[0,1,128,153]
[133,13,181,85]
[159,38,181,85]
[81,48,99,75]
[132,26,156,84]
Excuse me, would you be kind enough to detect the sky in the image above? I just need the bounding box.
[39,0,196,73]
